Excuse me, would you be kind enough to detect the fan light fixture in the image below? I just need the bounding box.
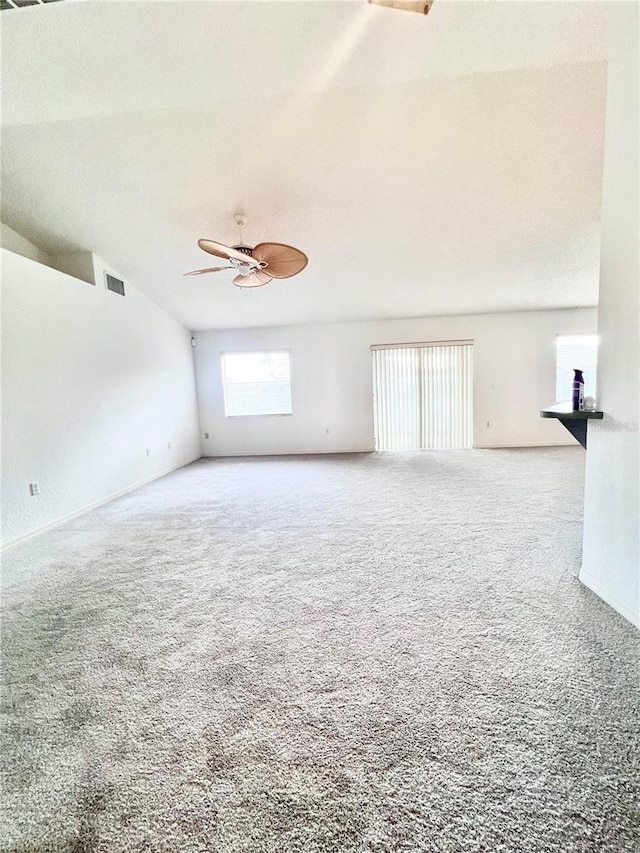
[368,0,433,14]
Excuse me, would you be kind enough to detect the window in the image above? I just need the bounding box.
[556,334,598,403]
[372,342,473,450]
[221,351,292,417]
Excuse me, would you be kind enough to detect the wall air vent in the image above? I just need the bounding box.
[104,272,125,297]
[1,0,63,10]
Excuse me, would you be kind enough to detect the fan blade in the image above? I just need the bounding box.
[251,243,308,279]
[198,239,256,264]
[184,266,231,276]
[369,0,434,14]
[233,270,273,288]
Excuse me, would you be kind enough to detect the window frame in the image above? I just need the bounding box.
[220,349,293,419]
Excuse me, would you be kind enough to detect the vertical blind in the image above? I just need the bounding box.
[372,342,473,450]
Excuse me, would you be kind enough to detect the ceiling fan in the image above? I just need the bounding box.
[184,214,308,288]
[368,0,434,13]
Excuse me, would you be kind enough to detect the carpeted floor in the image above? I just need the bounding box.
[1,448,638,852]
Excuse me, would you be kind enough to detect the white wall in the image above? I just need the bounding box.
[194,308,597,457]
[1,248,201,547]
[50,251,95,285]
[0,223,51,267]
[581,3,639,628]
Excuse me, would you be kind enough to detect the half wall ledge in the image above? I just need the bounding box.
[540,403,604,449]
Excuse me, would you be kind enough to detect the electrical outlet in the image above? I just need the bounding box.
[146,448,151,456]
[29,482,40,496]
[167,442,171,450]
[204,432,210,439]
[325,428,330,434]
[486,421,490,428]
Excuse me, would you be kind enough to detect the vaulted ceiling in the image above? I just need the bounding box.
[1,0,609,330]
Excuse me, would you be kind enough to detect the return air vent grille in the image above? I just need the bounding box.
[1,0,63,10]
[105,273,125,297]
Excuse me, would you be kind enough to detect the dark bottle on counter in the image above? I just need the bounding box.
[572,369,585,411]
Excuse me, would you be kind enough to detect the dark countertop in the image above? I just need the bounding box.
[540,403,604,420]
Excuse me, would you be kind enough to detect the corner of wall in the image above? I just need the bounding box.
[50,251,96,285]
[0,223,52,267]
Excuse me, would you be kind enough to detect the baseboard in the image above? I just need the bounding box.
[203,447,375,458]
[579,571,639,629]
[206,444,574,456]
[1,455,202,553]
[473,442,578,449]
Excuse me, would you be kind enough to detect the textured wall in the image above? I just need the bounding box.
[581,2,639,627]
[1,249,201,547]
[194,308,597,456]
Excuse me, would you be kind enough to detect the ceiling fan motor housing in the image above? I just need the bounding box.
[232,244,254,257]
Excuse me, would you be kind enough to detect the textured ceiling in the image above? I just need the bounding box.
[1,1,609,330]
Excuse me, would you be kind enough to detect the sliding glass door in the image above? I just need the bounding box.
[372,342,473,450]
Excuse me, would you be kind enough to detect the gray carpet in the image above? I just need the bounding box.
[1,448,638,852]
